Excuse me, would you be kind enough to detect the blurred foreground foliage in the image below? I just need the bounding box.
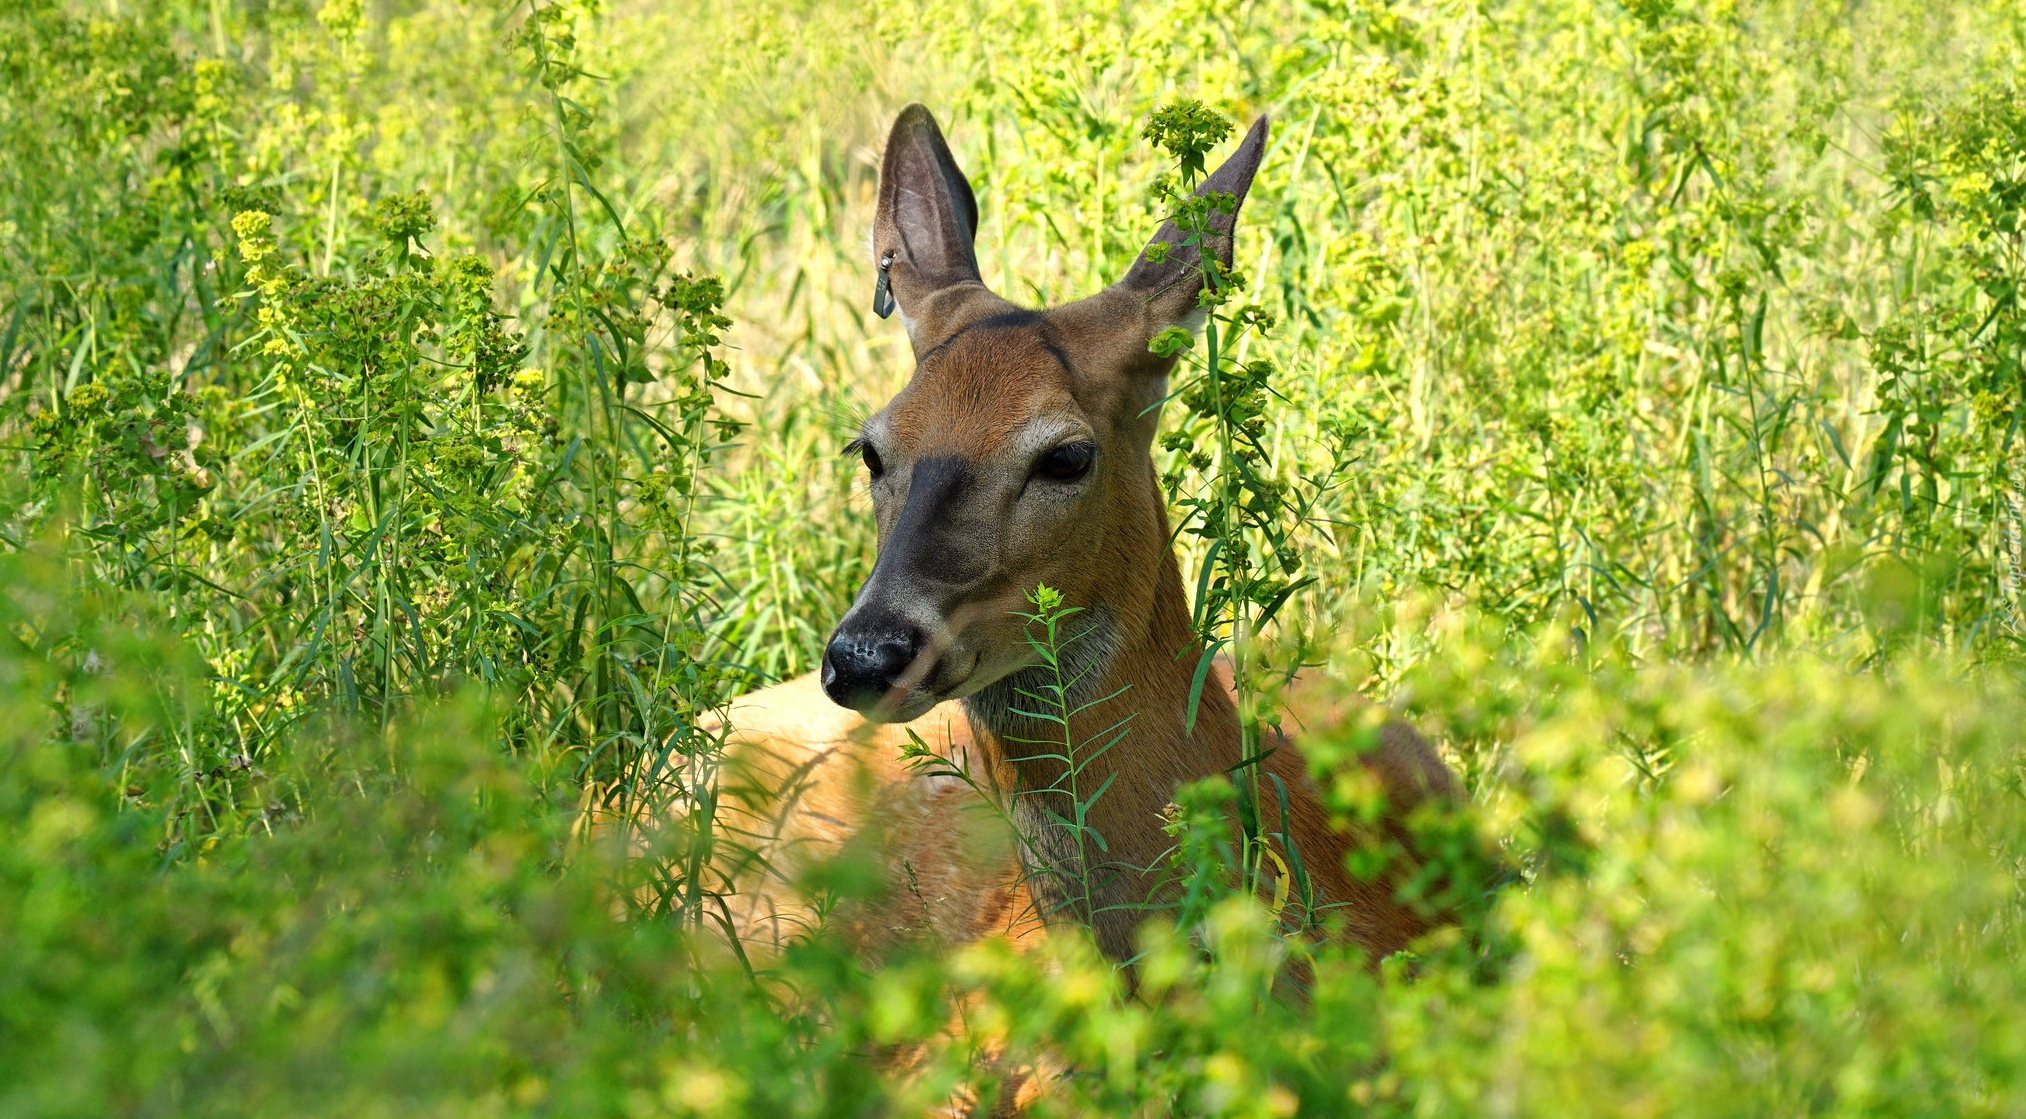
[2,0,2025,1113]
[3,547,2022,1116]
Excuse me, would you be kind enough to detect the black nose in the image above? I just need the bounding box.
[821,627,923,713]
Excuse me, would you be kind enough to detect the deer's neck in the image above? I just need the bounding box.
[961,492,1254,959]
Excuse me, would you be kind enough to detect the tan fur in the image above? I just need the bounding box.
[710,673,1045,961]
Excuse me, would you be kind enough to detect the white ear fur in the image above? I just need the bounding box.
[873,104,985,348]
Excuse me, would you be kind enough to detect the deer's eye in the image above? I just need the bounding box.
[1036,441,1096,483]
[847,438,885,481]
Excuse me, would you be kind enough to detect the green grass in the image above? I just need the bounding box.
[1,0,2023,1114]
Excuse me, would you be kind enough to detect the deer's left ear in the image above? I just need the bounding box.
[874,104,991,352]
[1115,114,1269,332]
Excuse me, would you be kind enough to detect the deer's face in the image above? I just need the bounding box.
[825,313,1157,720]
[820,105,1266,721]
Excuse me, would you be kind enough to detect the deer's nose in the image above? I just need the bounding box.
[821,626,923,714]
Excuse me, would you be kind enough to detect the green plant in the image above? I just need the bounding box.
[1139,99,1362,927]
[995,584,1137,931]
[5,0,2026,1114]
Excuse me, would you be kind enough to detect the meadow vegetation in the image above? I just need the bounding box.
[1,0,2023,1114]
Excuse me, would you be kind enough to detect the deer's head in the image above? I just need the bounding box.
[822,104,1267,722]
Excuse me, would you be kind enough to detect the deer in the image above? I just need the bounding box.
[707,104,1458,980]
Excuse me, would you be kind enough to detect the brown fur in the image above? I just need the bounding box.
[701,104,1459,1114]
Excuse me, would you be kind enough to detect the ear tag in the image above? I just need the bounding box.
[872,252,896,319]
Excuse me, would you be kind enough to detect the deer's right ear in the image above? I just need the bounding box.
[874,104,987,353]
[1115,114,1269,332]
